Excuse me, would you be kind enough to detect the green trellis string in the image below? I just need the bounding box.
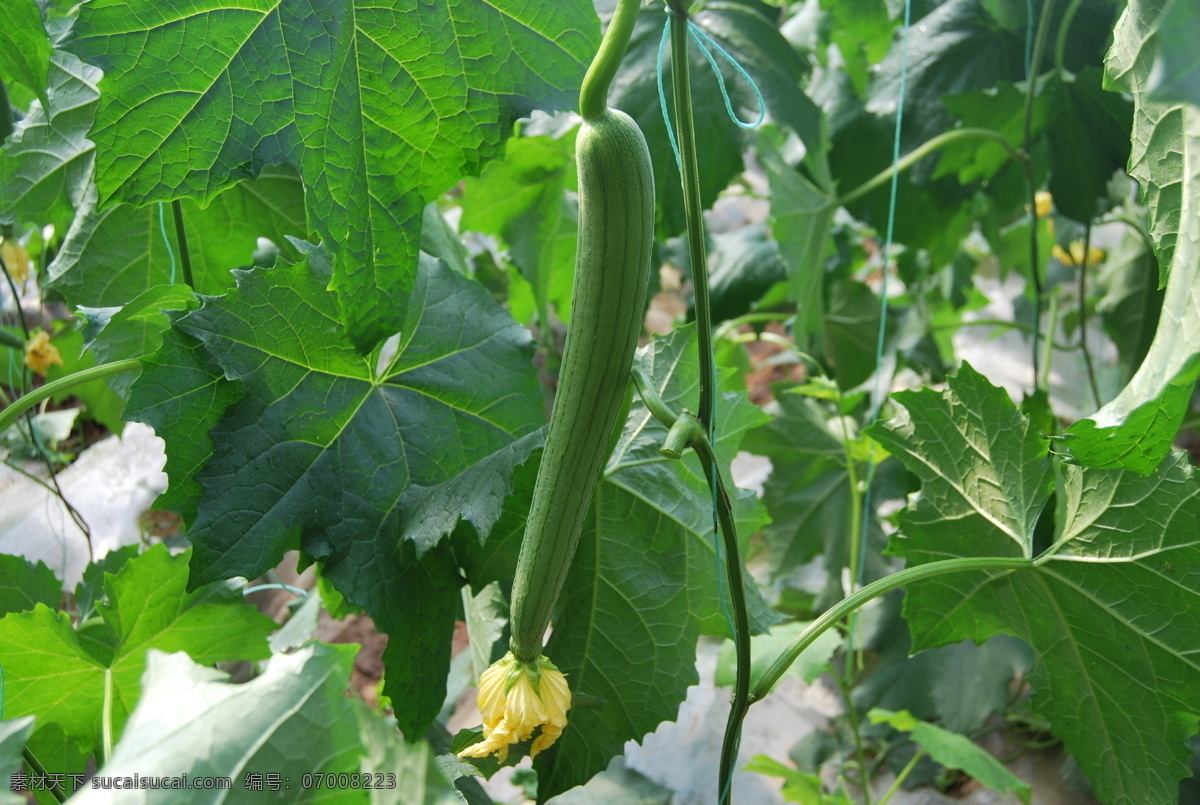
[854,0,913,650]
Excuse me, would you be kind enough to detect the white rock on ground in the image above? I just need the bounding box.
[0,422,167,588]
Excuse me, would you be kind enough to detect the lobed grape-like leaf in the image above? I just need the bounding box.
[868,365,1200,805]
[65,0,598,351]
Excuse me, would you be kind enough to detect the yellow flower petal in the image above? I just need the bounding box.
[0,240,31,284]
[24,330,63,376]
[457,651,573,762]
[476,653,514,734]
[504,673,546,741]
[1051,241,1105,267]
[1034,191,1053,218]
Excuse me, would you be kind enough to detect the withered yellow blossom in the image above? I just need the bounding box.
[458,651,571,762]
[0,239,31,284]
[1052,242,1105,267]
[1034,191,1053,218]
[24,330,63,376]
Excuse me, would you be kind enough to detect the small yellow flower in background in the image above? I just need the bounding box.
[24,330,63,376]
[1052,241,1106,267]
[458,651,571,762]
[0,239,32,284]
[1034,191,1053,218]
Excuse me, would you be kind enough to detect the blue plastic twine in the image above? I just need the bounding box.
[157,202,178,285]
[656,13,767,170]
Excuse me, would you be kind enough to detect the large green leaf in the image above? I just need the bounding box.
[76,284,197,397]
[0,0,50,108]
[1147,0,1200,108]
[1063,0,1200,473]
[1044,68,1133,222]
[460,133,578,326]
[0,554,60,617]
[123,315,240,523]
[867,366,1200,805]
[0,544,275,759]
[0,41,307,307]
[740,390,890,605]
[611,0,819,237]
[64,0,597,352]
[177,239,541,579]
[0,50,98,231]
[758,132,834,337]
[0,718,35,805]
[869,709,1031,804]
[869,363,1054,562]
[866,0,1027,148]
[69,645,462,804]
[172,241,542,736]
[49,168,307,305]
[1096,228,1163,384]
[1105,0,1196,279]
[853,598,1032,737]
[534,325,778,799]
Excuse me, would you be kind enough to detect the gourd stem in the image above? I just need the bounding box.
[660,410,703,458]
[578,0,642,120]
[631,367,680,428]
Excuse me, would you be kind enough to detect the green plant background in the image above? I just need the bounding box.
[1,0,1198,803]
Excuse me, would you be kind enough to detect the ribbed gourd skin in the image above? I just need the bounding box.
[509,109,655,660]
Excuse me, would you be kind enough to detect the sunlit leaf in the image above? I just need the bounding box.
[867,366,1200,805]
[65,0,598,351]
[1064,0,1200,473]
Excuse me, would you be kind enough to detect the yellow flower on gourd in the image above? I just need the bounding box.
[458,651,571,762]
[1034,191,1053,218]
[0,239,31,284]
[1051,241,1105,267]
[24,330,63,376]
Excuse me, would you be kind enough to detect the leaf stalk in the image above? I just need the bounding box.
[1023,0,1059,391]
[838,128,1026,207]
[0,359,142,433]
[750,556,1031,702]
[171,200,195,288]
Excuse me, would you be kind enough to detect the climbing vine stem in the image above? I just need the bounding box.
[171,200,195,288]
[1022,0,1059,390]
[0,359,142,433]
[662,2,751,801]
